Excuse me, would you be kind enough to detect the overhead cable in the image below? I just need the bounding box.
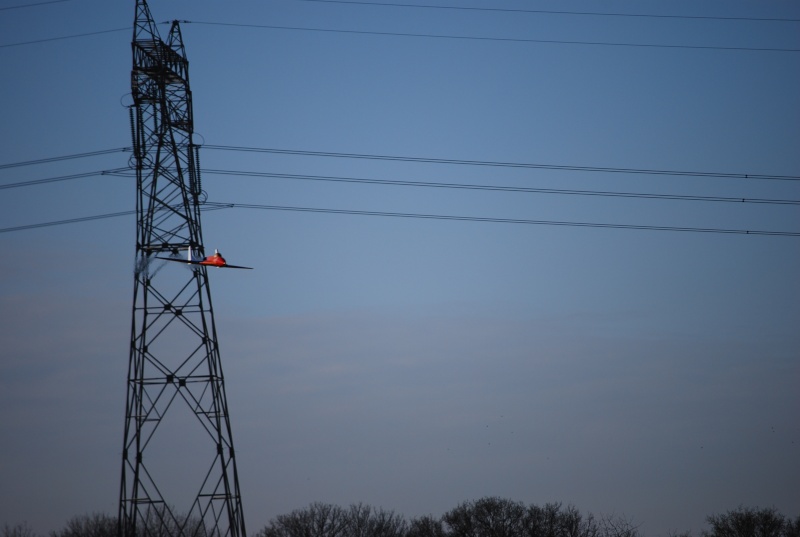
[5,164,797,206]
[186,21,800,53]
[202,145,800,182]
[0,0,69,11]
[0,27,128,48]
[207,202,800,237]
[0,210,135,234]
[6,163,797,206]
[3,19,795,51]
[0,148,129,169]
[292,0,800,23]
[3,202,798,236]
[0,204,230,234]
[0,168,131,190]
[202,168,800,206]
[4,145,797,185]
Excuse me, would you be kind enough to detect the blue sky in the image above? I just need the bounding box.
[1,0,799,535]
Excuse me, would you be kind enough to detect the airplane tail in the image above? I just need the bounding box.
[180,246,198,262]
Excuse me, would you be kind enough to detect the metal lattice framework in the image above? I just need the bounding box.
[119,2,246,535]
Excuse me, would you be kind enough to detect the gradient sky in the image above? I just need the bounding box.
[1,1,798,535]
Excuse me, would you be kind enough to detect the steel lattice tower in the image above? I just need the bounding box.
[119,1,246,535]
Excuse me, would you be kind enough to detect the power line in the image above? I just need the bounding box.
[0,27,128,48]
[0,0,70,11]
[4,201,796,236]
[4,145,797,187]
[0,148,129,169]
[292,0,800,23]
[0,210,135,233]
[6,161,797,207]
[186,20,800,53]
[3,20,794,52]
[6,145,795,184]
[0,203,230,234]
[5,163,797,205]
[202,168,800,206]
[202,145,800,182]
[4,145,795,185]
[0,168,131,190]
[209,202,800,237]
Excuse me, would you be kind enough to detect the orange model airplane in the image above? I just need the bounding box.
[157,248,253,270]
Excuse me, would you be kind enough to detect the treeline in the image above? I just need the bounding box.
[257,499,638,537]
[256,500,798,537]
[3,498,799,537]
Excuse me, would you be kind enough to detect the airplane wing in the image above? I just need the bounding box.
[155,255,253,269]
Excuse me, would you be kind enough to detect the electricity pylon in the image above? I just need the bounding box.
[119,2,246,535]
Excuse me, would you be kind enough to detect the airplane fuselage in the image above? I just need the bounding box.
[199,252,227,267]
[156,248,252,269]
